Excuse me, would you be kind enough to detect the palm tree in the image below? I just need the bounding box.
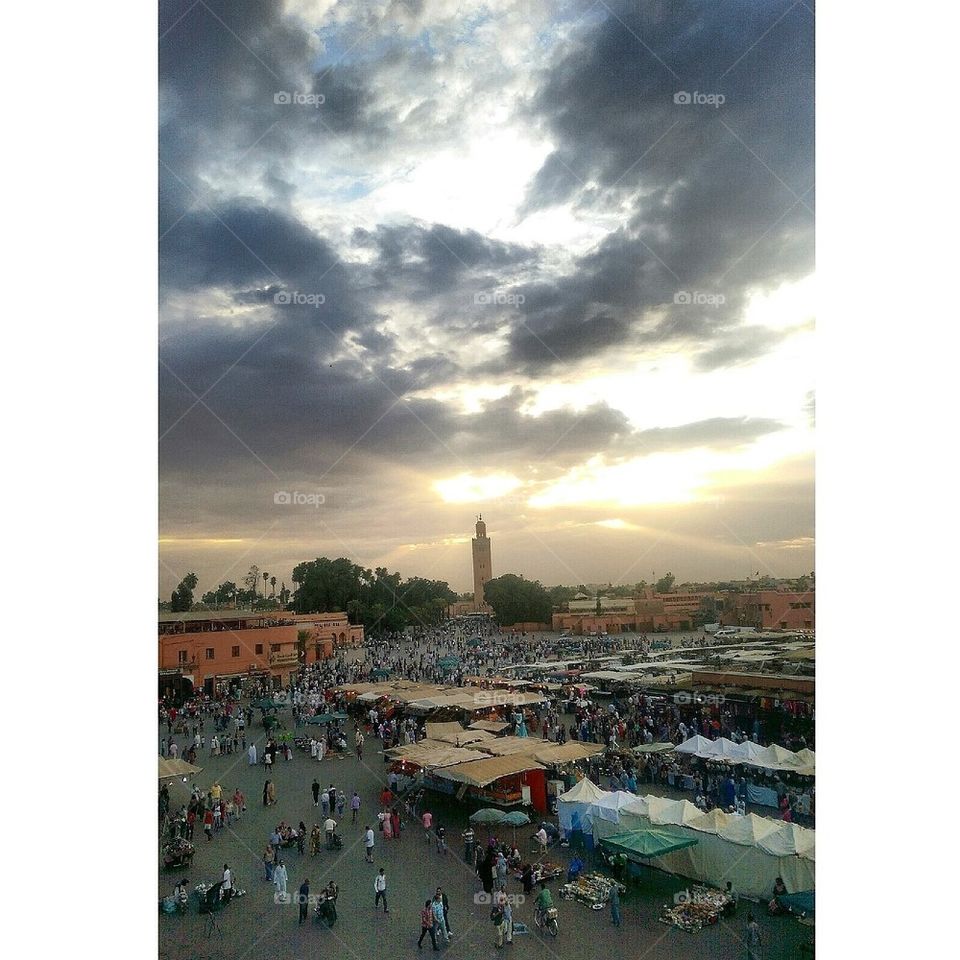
[263,572,270,597]
[270,575,277,597]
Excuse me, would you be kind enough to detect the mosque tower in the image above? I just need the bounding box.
[471,514,493,609]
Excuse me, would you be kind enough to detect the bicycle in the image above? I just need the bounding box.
[535,906,559,937]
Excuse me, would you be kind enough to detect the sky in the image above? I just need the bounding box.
[158,0,815,599]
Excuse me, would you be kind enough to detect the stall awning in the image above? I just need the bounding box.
[385,741,489,769]
[433,754,546,787]
[159,757,203,779]
[600,828,699,860]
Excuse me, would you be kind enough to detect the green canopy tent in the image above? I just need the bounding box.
[370,669,391,680]
[306,712,349,725]
[438,657,461,671]
[466,637,483,647]
[600,828,699,861]
[261,715,283,730]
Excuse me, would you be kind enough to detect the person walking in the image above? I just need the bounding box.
[495,852,507,891]
[312,778,320,807]
[203,807,214,841]
[351,791,361,824]
[263,844,275,881]
[498,895,513,947]
[364,825,375,862]
[609,883,621,927]
[274,859,289,900]
[266,781,276,806]
[431,893,448,944]
[337,791,346,819]
[221,864,233,904]
[374,868,389,914]
[321,789,330,817]
[418,899,439,950]
[298,879,310,925]
[436,887,452,936]
[422,809,433,843]
[248,742,257,765]
[746,914,762,960]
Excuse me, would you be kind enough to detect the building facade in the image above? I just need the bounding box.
[158,609,364,698]
[723,590,815,630]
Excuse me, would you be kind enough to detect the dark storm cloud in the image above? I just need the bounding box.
[503,0,814,372]
[358,222,539,298]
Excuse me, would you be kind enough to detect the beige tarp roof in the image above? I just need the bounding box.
[433,754,546,787]
[530,741,605,764]
[159,757,203,779]
[384,740,489,768]
[469,719,512,733]
[426,721,469,740]
[476,735,546,756]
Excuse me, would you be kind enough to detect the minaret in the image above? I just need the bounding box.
[471,514,492,609]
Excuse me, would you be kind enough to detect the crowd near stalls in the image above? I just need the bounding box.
[159,617,814,945]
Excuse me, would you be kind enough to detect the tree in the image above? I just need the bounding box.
[278,582,291,607]
[655,572,675,594]
[270,575,277,597]
[244,565,260,598]
[263,572,270,598]
[483,574,552,625]
[170,572,199,612]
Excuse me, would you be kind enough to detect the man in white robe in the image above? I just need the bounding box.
[248,743,257,765]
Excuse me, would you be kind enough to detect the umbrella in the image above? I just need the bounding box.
[370,669,391,680]
[466,637,483,648]
[262,715,281,729]
[470,808,507,825]
[251,698,284,710]
[502,809,530,844]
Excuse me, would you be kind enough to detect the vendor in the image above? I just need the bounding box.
[768,877,788,914]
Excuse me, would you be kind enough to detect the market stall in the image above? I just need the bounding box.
[659,885,735,933]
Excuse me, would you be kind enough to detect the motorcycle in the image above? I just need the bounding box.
[535,906,559,937]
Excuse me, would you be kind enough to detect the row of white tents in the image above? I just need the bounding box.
[558,778,814,899]
[675,735,815,776]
